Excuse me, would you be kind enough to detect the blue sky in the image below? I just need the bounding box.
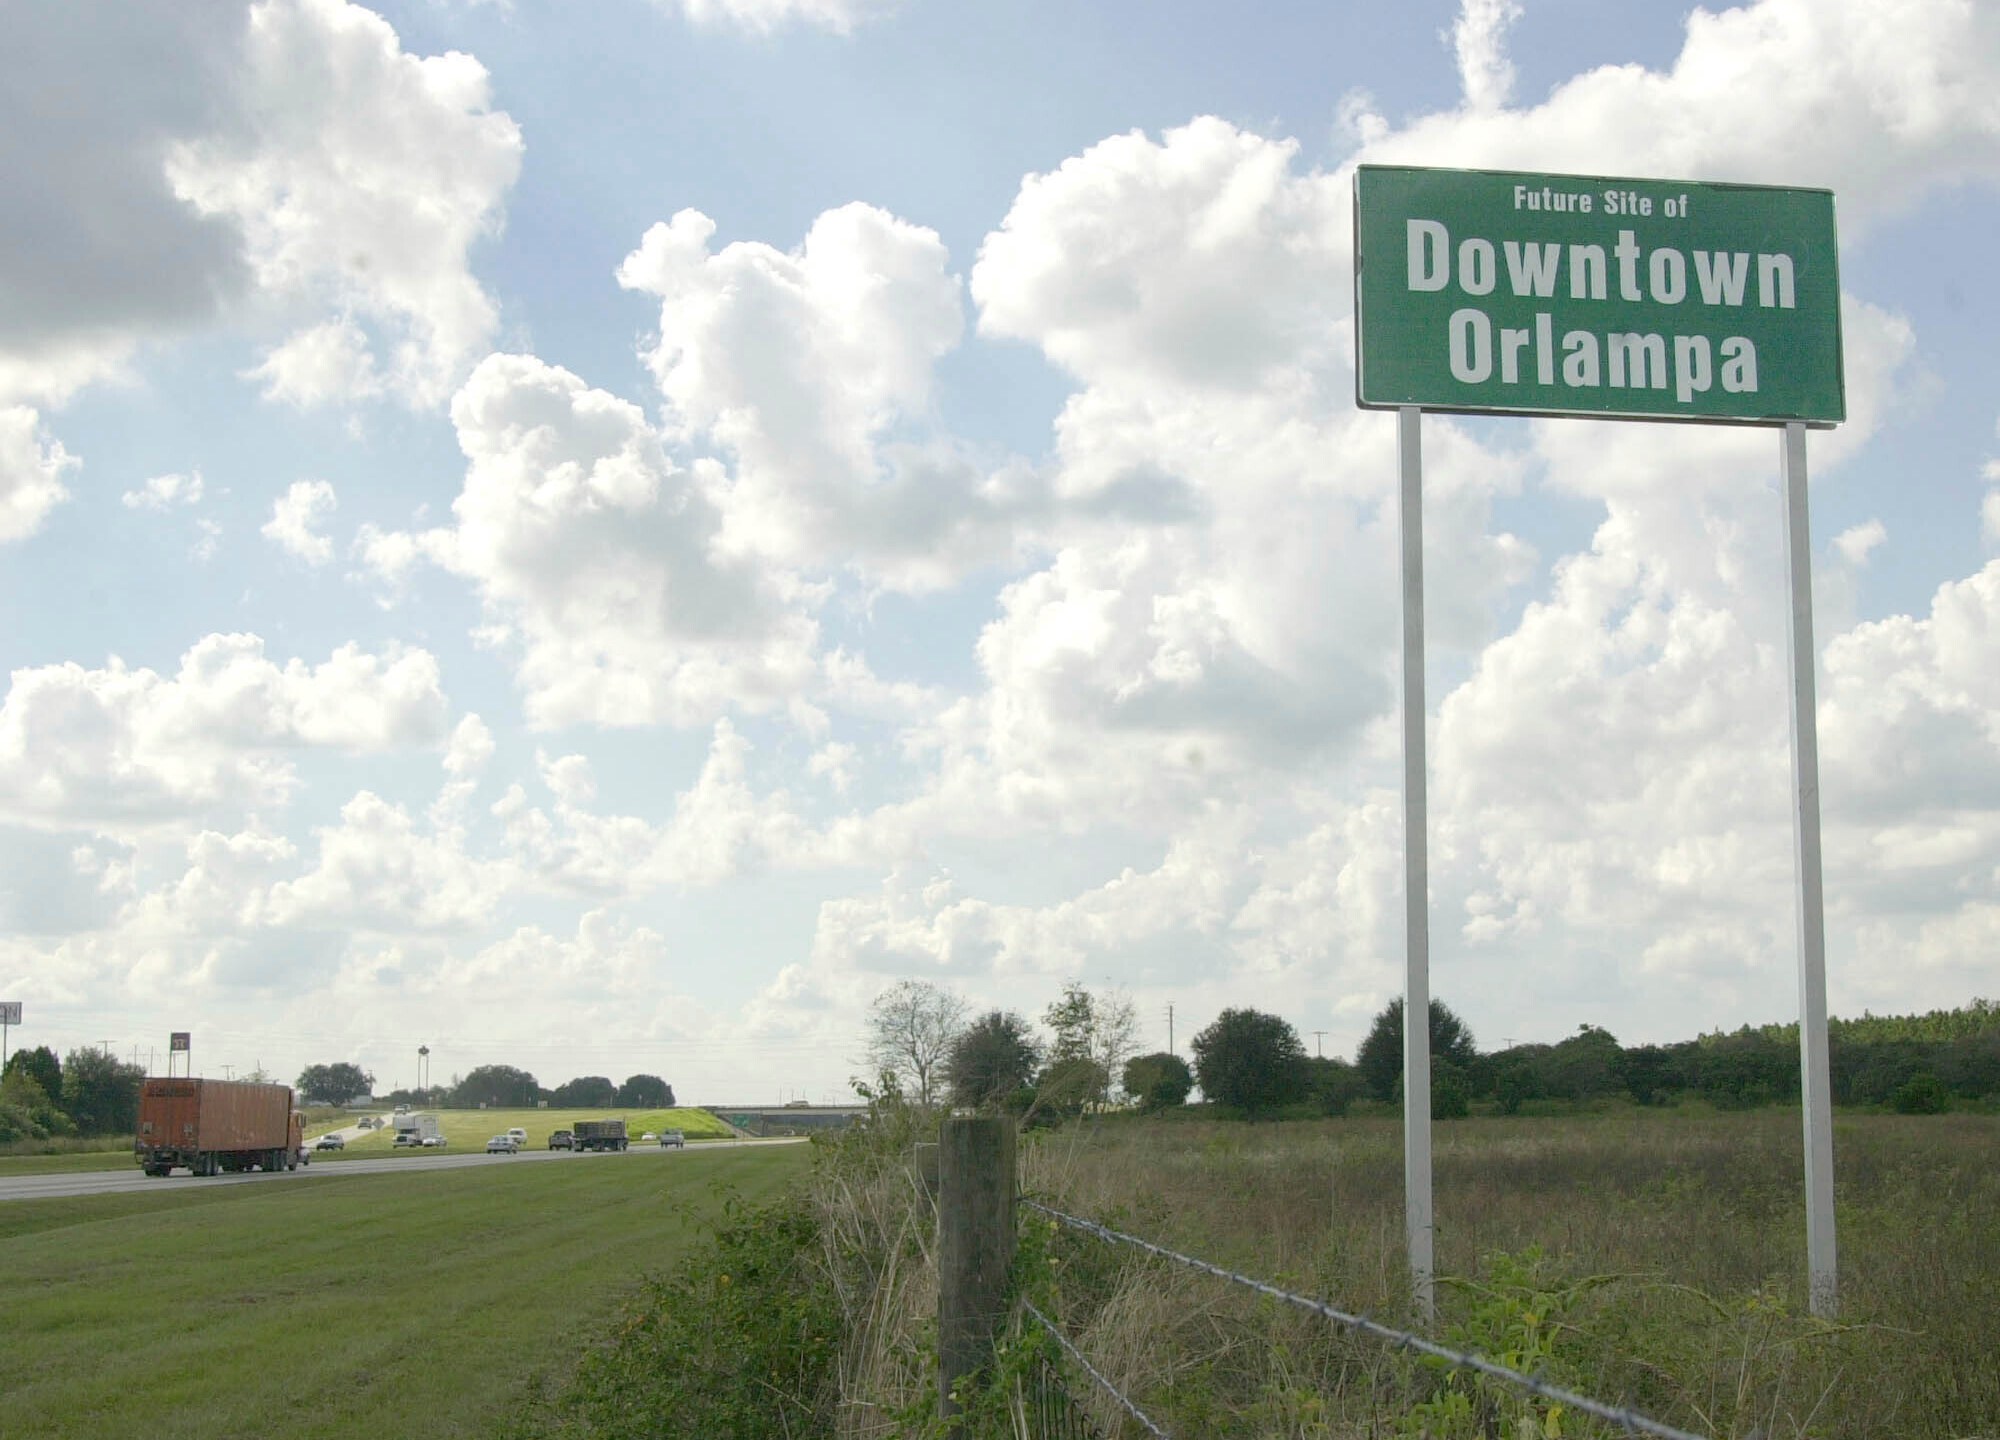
[3,0,1998,1102]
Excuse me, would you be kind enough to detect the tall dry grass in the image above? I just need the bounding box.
[822,1106,1999,1438]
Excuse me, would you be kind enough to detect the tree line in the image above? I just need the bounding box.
[866,982,2000,1121]
[356,1064,675,1112]
[1,1046,146,1141]
[0,1048,682,1144]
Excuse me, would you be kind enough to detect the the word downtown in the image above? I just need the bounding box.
[1404,206,1798,405]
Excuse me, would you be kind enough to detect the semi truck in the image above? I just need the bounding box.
[135,1078,307,1178]
[573,1118,628,1152]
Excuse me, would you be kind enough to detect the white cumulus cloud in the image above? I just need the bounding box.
[0,635,449,832]
[0,406,77,543]
[262,478,338,564]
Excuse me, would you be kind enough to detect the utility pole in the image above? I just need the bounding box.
[221,1064,234,1080]
[1165,1004,1174,1054]
[1313,1030,1327,1059]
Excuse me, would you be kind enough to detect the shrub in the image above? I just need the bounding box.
[1432,1062,1471,1119]
[1891,1072,1950,1115]
[514,1192,838,1439]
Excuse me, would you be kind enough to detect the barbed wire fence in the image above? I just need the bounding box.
[935,1118,1716,1439]
[1015,1199,1713,1440]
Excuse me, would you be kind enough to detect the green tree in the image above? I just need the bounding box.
[1122,1052,1194,1111]
[294,1062,375,1104]
[865,979,968,1107]
[0,1064,72,1142]
[554,1075,618,1108]
[1302,1055,1366,1115]
[3,1045,61,1101]
[1044,981,1096,1066]
[1432,1060,1471,1118]
[61,1047,144,1135]
[944,1010,1043,1110]
[1032,1056,1110,1123]
[1191,1009,1308,1116]
[1543,1024,1622,1101]
[617,1074,674,1107]
[452,1064,541,1109]
[1355,998,1478,1102]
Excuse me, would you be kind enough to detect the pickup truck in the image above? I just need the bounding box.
[659,1130,684,1149]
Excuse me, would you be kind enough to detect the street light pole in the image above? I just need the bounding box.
[418,1045,429,1103]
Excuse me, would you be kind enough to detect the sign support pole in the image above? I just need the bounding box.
[1780,421,1838,1317]
[1398,405,1435,1319]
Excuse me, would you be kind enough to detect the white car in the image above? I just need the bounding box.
[486,1134,519,1154]
[421,1134,447,1148]
[505,1127,527,1147]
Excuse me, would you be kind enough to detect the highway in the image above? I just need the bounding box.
[0,1137,802,1202]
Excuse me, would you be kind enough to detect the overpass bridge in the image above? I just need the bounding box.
[703,1103,867,1137]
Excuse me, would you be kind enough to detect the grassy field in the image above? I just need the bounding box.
[1008,1108,2000,1438]
[0,1143,809,1439]
[0,1149,136,1175]
[314,1106,735,1156]
[786,1104,2000,1438]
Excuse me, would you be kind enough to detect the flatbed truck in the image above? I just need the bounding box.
[573,1118,628,1152]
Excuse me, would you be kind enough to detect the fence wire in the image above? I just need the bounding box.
[1021,1298,1170,1439]
[1024,1200,1712,1440]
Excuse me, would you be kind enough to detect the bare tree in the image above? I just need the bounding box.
[867,979,970,1106]
[1092,988,1140,1098]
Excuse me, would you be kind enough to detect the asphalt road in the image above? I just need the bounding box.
[0,1137,800,1202]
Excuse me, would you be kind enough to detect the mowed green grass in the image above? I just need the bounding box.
[0,1143,809,1439]
[0,1149,135,1175]
[318,1106,734,1158]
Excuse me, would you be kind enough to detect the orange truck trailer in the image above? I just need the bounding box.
[135,1078,308,1178]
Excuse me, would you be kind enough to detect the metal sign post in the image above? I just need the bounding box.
[1398,407,1435,1319]
[1781,422,1838,1314]
[1355,164,1846,1319]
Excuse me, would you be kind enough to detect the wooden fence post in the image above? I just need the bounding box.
[914,1140,940,1203]
[938,1114,1016,1421]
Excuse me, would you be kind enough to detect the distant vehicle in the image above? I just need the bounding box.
[505,1127,527,1147]
[640,1132,656,1142]
[486,1135,519,1154]
[421,1135,447,1148]
[394,1113,442,1144]
[659,1130,684,1149]
[135,1078,307,1178]
[394,1104,410,1114]
[314,1134,345,1151]
[548,1130,574,1150]
[573,1119,628,1153]
[393,1132,421,1148]
[356,1116,377,1129]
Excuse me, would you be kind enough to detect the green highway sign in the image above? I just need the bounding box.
[1354,165,1844,426]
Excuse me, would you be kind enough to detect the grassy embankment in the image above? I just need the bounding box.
[0,1142,809,1439]
[310,1106,735,1157]
[515,1103,1999,1438]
